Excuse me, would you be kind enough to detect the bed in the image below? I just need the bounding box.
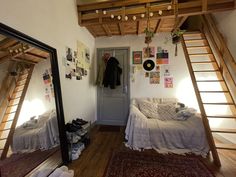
[125,98,209,157]
[11,110,60,153]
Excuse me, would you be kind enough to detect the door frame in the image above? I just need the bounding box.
[96,47,130,125]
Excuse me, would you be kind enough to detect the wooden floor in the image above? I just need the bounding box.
[69,125,236,177]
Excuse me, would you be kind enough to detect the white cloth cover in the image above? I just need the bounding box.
[125,98,209,157]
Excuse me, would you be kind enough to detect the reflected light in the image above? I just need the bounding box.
[175,77,199,111]
[17,98,46,126]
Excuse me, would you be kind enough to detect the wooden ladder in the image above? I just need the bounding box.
[0,65,34,159]
[181,31,236,167]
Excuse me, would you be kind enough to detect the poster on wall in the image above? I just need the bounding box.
[156,47,169,64]
[164,77,173,88]
[132,51,142,64]
[163,65,171,76]
[43,69,54,102]
[77,40,90,70]
[150,72,160,84]
[143,47,155,58]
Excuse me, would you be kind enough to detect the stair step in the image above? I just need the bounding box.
[196,80,224,82]
[0,128,11,132]
[216,143,236,150]
[191,61,215,64]
[212,128,236,133]
[185,39,207,42]
[194,70,220,72]
[1,119,13,123]
[203,103,234,105]
[187,46,210,49]
[199,91,229,93]
[189,53,213,56]
[207,115,236,119]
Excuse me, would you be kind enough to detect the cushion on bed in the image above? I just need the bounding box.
[138,100,159,118]
[157,103,177,120]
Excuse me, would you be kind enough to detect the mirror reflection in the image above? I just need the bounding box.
[0,33,62,177]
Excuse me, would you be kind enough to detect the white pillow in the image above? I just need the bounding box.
[138,100,159,118]
[158,103,177,120]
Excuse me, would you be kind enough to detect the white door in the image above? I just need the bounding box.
[97,48,130,125]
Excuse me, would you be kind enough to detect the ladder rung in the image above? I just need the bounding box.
[199,91,229,93]
[10,96,21,100]
[183,32,203,36]
[212,128,236,134]
[5,111,16,115]
[185,39,207,42]
[0,138,7,141]
[1,119,13,123]
[216,143,236,150]
[207,115,236,119]
[13,90,23,93]
[8,103,18,107]
[191,61,215,64]
[194,70,220,72]
[203,103,234,105]
[196,80,224,82]
[189,53,213,56]
[187,46,210,49]
[0,128,11,132]
[16,83,25,87]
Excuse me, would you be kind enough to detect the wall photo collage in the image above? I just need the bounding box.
[132,46,173,88]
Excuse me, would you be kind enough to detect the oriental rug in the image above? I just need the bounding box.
[0,147,59,177]
[103,150,215,177]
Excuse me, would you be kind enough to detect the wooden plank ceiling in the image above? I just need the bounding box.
[77,0,235,37]
[0,34,49,65]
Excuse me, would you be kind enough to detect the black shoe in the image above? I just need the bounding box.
[72,121,82,130]
[75,118,88,125]
[65,123,78,132]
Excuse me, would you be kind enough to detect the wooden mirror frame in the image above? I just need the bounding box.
[0,23,69,164]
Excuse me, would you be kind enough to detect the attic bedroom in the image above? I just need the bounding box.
[0,0,236,177]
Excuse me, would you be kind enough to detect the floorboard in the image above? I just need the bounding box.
[68,125,236,177]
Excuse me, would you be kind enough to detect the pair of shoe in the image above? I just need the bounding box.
[65,123,82,132]
[74,118,88,126]
[48,166,74,177]
[66,132,81,143]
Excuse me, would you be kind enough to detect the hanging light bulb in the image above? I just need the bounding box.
[132,16,136,21]
[149,12,153,17]
[111,14,114,18]
[167,5,172,10]
[117,15,121,20]
[103,10,106,15]
[141,14,145,18]
[158,10,163,15]
[95,10,99,14]
[125,16,128,21]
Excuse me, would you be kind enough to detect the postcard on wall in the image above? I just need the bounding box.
[143,47,155,58]
[156,49,169,65]
[150,72,160,84]
[164,77,173,88]
[77,40,90,69]
[132,51,142,64]
[156,65,160,72]
[163,65,171,76]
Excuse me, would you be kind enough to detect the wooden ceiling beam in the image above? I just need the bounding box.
[0,39,18,51]
[202,0,208,12]
[137,21,142,35]
[77,0,168,11]
[118,23,124,35]
[102,24,112,36]
[25,52,48,60]
[12,57,37,65]
[154,19,161,33]
[176,16,188,28]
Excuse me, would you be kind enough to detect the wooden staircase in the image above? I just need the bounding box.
[181,31,236,167]
[0,65,34,159]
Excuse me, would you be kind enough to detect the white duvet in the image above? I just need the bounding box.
[125,105,209,157]
[12,111,60,153]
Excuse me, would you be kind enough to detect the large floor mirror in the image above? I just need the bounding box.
[0,23,68,177]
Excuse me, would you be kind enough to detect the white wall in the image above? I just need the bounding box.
[95,33,199,109]
[213,10,236,60]
[0,0,96,123]
[213,10,236,143]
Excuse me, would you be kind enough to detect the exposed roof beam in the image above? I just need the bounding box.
[118,23,124,35]
[154,19,161,33]
[25,52,48,60]
[137,21,142,35]
[102,24,112,36]
[176,16,188,28]
[202,0,208,12]
[12,57,37,65]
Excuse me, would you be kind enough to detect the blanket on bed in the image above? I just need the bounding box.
[125,105,209,157]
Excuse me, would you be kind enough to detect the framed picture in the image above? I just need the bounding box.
[132,51,142,64]
[143,46,155,58]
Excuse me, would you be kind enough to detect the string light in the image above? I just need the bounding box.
[117,15,121,20]
[125,16,128,21]
[158,10,163,15]
[95,10,99,14]
[149,12,153,17]
[132,16,136,21]
[103,10,106,15]
[167,5,172,10]
[111,14,114,18]
[141,14,145,18]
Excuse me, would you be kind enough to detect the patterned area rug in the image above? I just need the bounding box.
[103,150,215,177]
[0,147,59,177]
